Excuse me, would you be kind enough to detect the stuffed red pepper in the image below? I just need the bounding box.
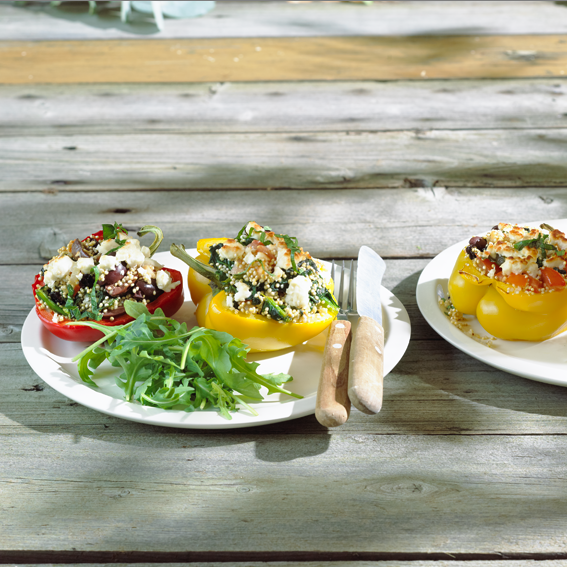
[33,222,184,342]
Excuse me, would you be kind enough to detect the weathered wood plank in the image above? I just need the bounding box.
[4,129,567,191]
[0,188,565,265]
[5,331,567,434]
[3,34,567,84]
[6,1,567,41]
[1,422,567,553]
[2,79,566,136]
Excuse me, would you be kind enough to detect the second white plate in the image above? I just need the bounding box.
[416,219,567,387]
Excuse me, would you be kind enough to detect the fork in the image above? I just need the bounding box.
[315,260,355,427]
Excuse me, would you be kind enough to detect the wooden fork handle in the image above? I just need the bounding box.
[315,319,352,427]
[348,315,384,414]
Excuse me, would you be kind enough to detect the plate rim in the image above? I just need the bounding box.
[416,219,567,388]
[22,250,412,429]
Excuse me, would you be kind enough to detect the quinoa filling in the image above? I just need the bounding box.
[35,222,179,322]
[465,222,567,293]
[207,222,338,323]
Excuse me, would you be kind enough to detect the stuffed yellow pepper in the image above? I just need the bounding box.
[171,222,339,352]
[448,222,567,341]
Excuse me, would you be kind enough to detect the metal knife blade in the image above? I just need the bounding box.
[356,246,386,325]
[348,245,386,415]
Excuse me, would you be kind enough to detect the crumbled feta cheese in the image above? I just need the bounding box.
[234,281,251,302]
[276,248,292,270]
[97,239,117,255]
[99,255,117,271]
[272,266,285,279]
[544,256,566,270]
[116,241,146,268]
[501,256,539,278]
[549,229,567,251]
[43,271,56,288]
[156,269,180,292]
[76,257,95,274]
[243,250,256,265]
[219,240,245,261]
[225,294,234,308]
[141,245,151,258]
[48,255,74,279]
[142,257,163,269]
[137,265,155,282]
[285,275,312,309]
[44,255,74,288]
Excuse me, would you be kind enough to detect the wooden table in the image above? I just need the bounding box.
[3,1,567,564]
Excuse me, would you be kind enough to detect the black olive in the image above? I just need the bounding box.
[469,236,487,251]
[102,306,126,318]
[492,225,500,230]
[133,279,160,300]
[101,262,127,285]
[105,282,131,297]
[80,273,95,289]
[71,238,90,258]
[466,245,476,260]
[50,291,65,305]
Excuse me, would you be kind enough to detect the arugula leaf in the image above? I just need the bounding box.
[72,303,300,419]
[124,300,151,319]
[102,222,128,241]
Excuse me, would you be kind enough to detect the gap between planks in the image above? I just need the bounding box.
[2,550,567,563]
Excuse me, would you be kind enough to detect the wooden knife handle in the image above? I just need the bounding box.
[315,319,352,427]
[348,315,384,414]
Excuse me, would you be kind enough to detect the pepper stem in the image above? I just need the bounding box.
[137,225,163,256]
[170,243,224,288]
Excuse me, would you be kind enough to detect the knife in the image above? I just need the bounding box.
[348,245,386,414]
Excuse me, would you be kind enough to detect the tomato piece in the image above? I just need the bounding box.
[504,273,542,291]
[477,258,501,275]
[541,267,566,289]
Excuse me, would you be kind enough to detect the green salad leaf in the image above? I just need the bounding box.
[71,301,300,419]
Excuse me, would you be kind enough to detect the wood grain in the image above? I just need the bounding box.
[5,128,567,191]
[1,189,565,265]
[2,79,566,136]
[7,1,567,41]
[4,34,567,84]
[1,403,567,553]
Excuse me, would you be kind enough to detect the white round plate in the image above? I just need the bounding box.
[416,219,567,387]
[22,251,411,428]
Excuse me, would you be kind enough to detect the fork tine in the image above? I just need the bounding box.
[330,260,336,292]
[339,260,346,311]
[347,259,355,312]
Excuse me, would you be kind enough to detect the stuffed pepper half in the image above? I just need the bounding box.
[448,222,567,341]
[171,221,338,352]
[33,222,184,342]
